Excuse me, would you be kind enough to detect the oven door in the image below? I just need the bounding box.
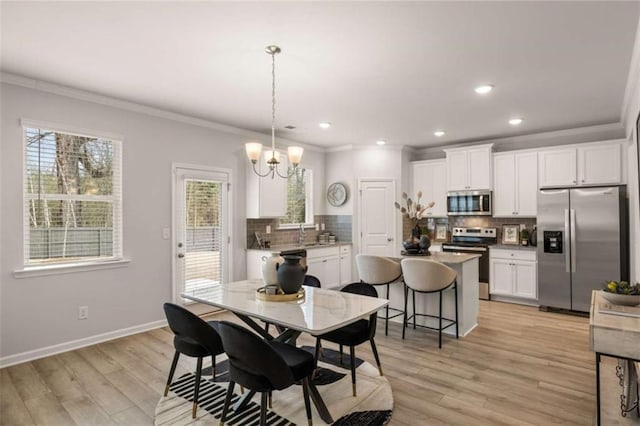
[442,244,490,295]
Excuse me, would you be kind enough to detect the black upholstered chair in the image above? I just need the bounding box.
[218,321,315,426]
[314,282,383,397]
[163,303,225,419]
[303,274,322,288]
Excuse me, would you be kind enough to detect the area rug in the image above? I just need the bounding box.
[155,347,393,425]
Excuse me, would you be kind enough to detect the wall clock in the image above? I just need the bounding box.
[327,182,347,206]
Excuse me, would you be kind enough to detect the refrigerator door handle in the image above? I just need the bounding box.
[570,209,576,273]
[564,208,571,273]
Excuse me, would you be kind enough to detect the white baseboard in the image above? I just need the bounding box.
[0,319,168,369]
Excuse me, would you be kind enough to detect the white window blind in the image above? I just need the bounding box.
[181,178,226,294]
[23,126,122,266]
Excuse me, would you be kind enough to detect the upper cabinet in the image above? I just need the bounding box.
[493,151,538,217]
[246,152,288,218]
[445,144,493,191]
[410,159,447,217]
[538,141,624,188]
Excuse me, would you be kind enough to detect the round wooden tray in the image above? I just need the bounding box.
[256,287,305,302]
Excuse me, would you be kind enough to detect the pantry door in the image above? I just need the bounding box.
[359,179,396,257]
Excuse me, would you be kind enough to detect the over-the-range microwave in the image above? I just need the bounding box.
[447,190,492,216]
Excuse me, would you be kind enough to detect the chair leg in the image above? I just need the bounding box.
[164,350,180,396]
[219,380,235,426]
[313,338,322,377]
[454,280,459,339]
[370,338,383,376]
[260,392,268,426]
[264,322,270,334]
[349,346,357,397]
[385,283,390,336]
[302,376,313,426]
[402,283,408,339]
[268,391,272,408]
[192,357,203,418]
[339,344,343,365]
[438,290,443,349]
[211,355,216,380]
[413,289,417,330]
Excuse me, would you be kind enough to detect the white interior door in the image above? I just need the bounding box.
[359,179,396,256]
[173,166,230,304]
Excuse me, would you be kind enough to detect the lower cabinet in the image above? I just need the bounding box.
[307,245,351,289]
[489,248,537,300]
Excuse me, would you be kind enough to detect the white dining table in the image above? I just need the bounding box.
[181,279,389,423]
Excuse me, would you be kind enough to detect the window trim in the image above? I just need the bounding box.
[21,119,123,268]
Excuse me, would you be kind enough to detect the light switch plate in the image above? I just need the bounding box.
[162,227,170,240]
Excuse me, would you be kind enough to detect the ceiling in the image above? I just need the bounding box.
[1,2,638,149]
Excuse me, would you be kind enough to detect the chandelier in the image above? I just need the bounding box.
[245,45,304,178]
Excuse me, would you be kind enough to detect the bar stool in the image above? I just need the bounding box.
[400,258,459,348]
[355,254,403,335]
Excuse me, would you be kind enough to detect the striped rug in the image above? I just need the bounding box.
[155,348,393,425]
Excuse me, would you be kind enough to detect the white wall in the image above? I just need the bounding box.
[0,81,325,365]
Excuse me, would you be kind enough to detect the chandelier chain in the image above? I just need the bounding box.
[271,49,276,151]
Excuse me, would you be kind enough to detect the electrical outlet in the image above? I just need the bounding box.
[321,223,325,231]
[162,227,170,240]
[78,305,89,320]
[266,225,271,234]
[315,224,319,231]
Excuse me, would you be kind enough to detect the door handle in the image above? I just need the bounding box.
[570,209,576,273]
[564,209,570,273]
[178,253,185,258]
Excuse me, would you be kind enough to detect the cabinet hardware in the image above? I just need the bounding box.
[178,253,184,258]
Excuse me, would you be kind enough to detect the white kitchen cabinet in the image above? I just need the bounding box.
[339,245,352,285]
[410,159,447,217]
[445,144,493,191]
[306,245,352,289]
[246,151,288,218]
[493,151,537,217]
[538,141,624,188]
[490,248,537,301]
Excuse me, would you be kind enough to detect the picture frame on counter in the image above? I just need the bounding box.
[502,225,520,245]
[434,224,448,241]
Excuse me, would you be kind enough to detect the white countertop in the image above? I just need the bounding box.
[248,242,352,252]
[393,251,481,265]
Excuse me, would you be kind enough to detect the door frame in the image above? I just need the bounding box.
[171,163,233,304]
[357,177,397,257]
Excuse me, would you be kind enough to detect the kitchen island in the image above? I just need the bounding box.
[389,252,481,337]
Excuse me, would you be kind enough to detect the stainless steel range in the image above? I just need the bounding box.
[442,227,497,299]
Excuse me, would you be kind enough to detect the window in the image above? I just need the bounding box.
[23,125,122,266]
[279,169,313,227]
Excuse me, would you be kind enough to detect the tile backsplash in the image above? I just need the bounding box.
[402,216,536,243]
[247,215,352,248]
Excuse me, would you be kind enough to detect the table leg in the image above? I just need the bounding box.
[235,314,273,340]
[233,389,256,413]
[307,380,334,423]
[596,352,601,426]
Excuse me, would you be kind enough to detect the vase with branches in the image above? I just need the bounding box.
[394,191,435,254]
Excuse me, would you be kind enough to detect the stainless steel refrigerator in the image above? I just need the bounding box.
[537,186,628,312]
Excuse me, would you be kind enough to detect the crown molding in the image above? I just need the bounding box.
[621,13,640,139]
[325,144,354,152]
[413,122,625,158]
[0,71,325,153]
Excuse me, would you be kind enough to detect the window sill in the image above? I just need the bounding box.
[14,258,131,279]
[277,223,315,230]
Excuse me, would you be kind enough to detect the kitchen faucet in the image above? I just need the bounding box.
[298,223,305,246]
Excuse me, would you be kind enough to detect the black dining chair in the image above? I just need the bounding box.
[163,303,225,419]
[313,282,383,397]
[217,321,315,426]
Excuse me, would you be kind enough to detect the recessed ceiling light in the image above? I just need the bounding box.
[376,140,386,146]
[509,117,523,126]
[434,130,446,137]
[319,122,331,129]
[284,125,296,130]
[474,84,494,95]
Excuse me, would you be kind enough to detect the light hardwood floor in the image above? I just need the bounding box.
[1,300,636,425]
